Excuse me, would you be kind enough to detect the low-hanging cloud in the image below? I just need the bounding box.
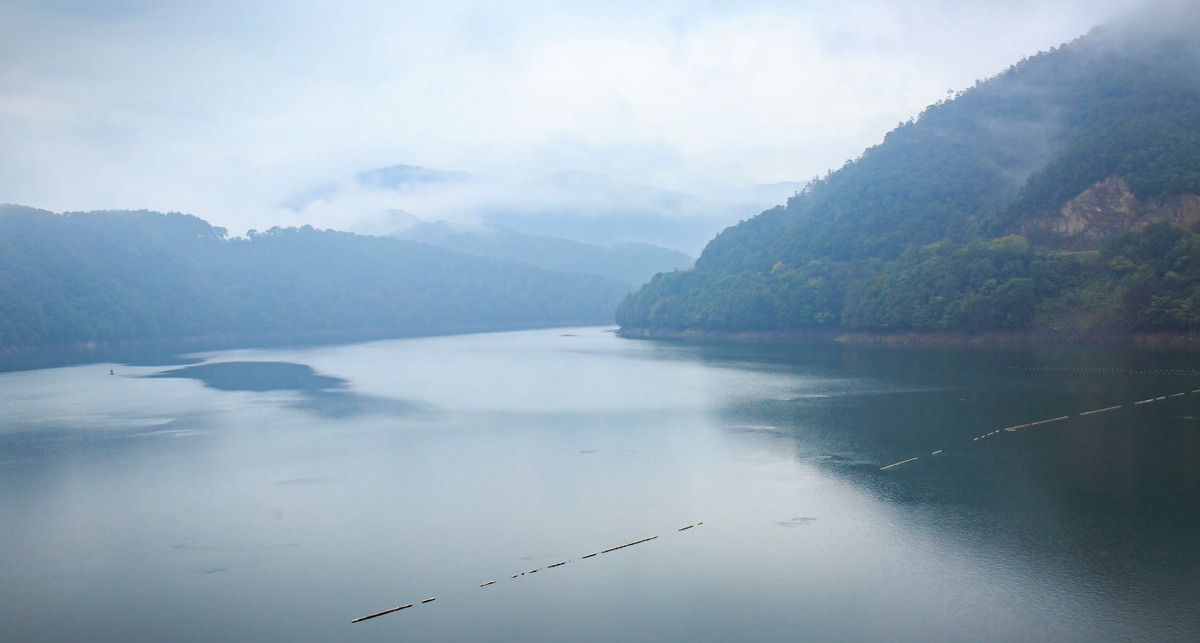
[0,0,1148,240]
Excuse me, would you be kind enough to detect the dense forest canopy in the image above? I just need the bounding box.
[618,3,1200,339]
[0,206,630,350]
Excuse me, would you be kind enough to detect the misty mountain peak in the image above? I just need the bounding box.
[356,164,473,191]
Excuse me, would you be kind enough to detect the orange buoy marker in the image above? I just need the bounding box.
[678,524,694,531]
[1080,406,1121,416]
[581,553,598,559]
[352,604,412,623]
[548,562,567,568]
[931,450,943,455]
[479,581,496,587]
[880,457,918,471]
[421,598,436,604]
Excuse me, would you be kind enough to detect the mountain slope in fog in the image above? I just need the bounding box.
[618,1,1200,338]
[0,206,630,349]
[384,214,693,287]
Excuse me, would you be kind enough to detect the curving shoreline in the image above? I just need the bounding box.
[617,326,1200,348]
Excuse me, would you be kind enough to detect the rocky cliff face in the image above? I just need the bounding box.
[1023,176,1200,248]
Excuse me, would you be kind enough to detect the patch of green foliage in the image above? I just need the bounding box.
[841,237,1081,331]
[1100,222,1200,330]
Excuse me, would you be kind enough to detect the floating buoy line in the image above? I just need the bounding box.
[351,522,702,624]
[351,372,1200,621]
[351,604,412,623]
[880,457,919,471]
[880,386,1200,471]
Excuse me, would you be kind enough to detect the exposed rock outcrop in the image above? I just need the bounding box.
[1024,176,1200,248]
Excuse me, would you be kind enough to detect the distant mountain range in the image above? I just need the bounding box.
[356,164,473,191]
[285,165,805,255]
[370,211,693,287]
[281,164,475,212]
[618,0,1200,340]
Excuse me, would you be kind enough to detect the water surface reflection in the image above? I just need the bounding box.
[0,328,1197,641]
[149,360,421,418]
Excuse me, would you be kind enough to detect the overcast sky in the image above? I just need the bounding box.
[0,0,1147,235]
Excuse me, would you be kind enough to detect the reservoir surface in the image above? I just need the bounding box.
[1,327,1198,641]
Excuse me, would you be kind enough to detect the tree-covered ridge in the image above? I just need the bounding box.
[619,3,1200,339]
[841,238,1082,332]
[1100,222,1200,330]
[621,223,1200,336]
[0,206,630,349]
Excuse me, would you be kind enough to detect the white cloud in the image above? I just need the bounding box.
[0,0,1149,238]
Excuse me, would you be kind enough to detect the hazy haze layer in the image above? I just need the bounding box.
[0,0,1145,238]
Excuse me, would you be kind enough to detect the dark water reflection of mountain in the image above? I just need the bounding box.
[2,329,1199,641]
[150,361,420,418]
[702,340,1200,638]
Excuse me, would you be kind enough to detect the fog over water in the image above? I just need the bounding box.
[2,327,1197,641]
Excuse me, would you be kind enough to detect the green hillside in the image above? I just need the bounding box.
[0,206,630,350]
[618,2,1200,339]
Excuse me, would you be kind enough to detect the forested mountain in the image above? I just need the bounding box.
[618,2,1200,339]
[0,206,630,350]
[390,216,693,287]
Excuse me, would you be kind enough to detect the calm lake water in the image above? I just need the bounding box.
[2,327,1198,642]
